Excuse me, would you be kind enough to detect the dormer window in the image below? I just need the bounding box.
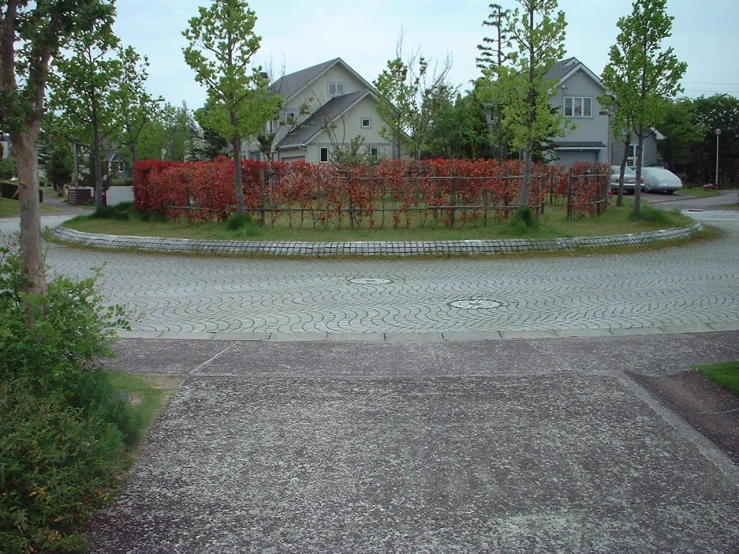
[328,82,345,97]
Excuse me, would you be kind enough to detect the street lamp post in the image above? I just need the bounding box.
[715,128,721,187]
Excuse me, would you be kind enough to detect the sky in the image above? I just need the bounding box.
[113,0,739,110]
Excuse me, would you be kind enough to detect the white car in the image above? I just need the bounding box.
[609,165,644,193]
[640,167,683,194]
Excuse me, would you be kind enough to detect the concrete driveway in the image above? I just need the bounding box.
[88,332,739,553]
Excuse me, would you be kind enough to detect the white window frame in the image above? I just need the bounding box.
[370,147,378,161]
[328,82,345,97]
[284,110,296,123]
[564,96,593,118]
[319,147,329,163]
[627,144,641,168]
[360,117,372,129]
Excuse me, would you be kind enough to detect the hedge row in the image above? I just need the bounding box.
[133,158,611,227]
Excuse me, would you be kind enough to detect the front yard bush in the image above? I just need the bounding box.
[0,246,137,553]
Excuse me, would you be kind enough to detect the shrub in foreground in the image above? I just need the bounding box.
[0,246,138,553]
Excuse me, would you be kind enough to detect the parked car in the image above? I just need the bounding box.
[609,165,644,193]
[640,167,683,194]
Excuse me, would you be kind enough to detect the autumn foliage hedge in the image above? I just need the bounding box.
[133,158,611,228]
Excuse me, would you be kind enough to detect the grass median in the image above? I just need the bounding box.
[62,199,695,243]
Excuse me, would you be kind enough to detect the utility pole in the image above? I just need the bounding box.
[715,128,721,187]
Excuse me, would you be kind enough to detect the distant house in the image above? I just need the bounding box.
[255,58,397,163]
[546,57,663,167]
[1,133,10,159]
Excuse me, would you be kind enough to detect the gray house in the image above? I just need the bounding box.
[546,57,663,167]
[254,58,397,163]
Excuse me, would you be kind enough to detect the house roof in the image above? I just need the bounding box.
[270,57,378,103]
[278,90,372,149]
[546,57,604,90]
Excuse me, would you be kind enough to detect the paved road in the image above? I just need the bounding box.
[37,209,739,335]
[2,193,738,336]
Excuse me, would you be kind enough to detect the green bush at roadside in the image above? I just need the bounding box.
[0,246,138,553]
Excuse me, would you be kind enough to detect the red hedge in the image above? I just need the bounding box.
[133,158,610,225]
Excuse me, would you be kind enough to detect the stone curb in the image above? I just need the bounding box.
[117,322,739,342]
[52,223,702,257]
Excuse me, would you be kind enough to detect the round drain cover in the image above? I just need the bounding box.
[449,299,502,309]
[349,277,393,285]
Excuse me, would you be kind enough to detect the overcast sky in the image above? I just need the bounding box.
[113,0,739,110]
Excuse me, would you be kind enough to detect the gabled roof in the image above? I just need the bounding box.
[546,57,604,90]
[270,57,378,103]
[278,90,374,149]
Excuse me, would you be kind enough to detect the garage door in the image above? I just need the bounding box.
[280,155,305,163]
[553,150,598,166]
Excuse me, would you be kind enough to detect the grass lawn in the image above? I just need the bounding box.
[105,371,185,458]
[62,199,695,243]
[0,196,61,217]
[694,361,739,397]
[677,187,723,198]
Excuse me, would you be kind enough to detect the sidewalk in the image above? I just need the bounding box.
[89,331,739,553]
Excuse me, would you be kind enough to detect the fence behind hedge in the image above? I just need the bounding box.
[133,158,611,229]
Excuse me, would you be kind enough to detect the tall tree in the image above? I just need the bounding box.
[1,0,115,298]
[601,0,686,213]
[113,45,161,181]
[496,0,568,209]
[374,36,453,161]
[691,94,738,187]
[476,3,513,160]
[657,97,704,176]
[50,10,121,207]
[183,0,281,214]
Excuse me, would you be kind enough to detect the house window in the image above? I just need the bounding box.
[284,110,296,123]
[328,82,345,97]
[564,96,593,118]
[361,117,371,129]
[320,147,329,162]
[627,144,641,168]
[370,147,378,161]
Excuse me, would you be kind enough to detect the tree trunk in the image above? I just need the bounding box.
[11,121,48,299]
[130,143,138,182]
[92,122,103,207]
[232,134,245,214]
[520,148,532,208]
[617,133,631,207]
[633,135,644,213]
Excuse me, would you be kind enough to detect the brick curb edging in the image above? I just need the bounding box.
[52,223,701,256]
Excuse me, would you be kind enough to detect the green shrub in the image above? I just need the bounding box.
[0,246,138,552]
[628,206,673,225]
[508,206,539,234]
[0,156,16,180]
[0,378,127,554]
[225,211,256,231]
[109,177,133,187]
[90,204,130,221]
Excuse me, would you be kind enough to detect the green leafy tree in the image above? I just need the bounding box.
[601,0,686,213]
[1,0,116,299]
[691,94,739,187]
[495,0,568,209]
[425,92,489,159]
[183,0,282,214]
[374,35,453,161]
[113,45,162,180]
[476,3,513,160]
[50,11,121,207]
[656,97,704,176]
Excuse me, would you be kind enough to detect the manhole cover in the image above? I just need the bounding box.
[349,277,393,285]
[449,299,502,310]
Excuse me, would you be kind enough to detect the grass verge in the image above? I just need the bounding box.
[62,199,695,242]
[695,361,739,397]
[0,196,61,217]
[678,188,723,198]
[105,371,185,459]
